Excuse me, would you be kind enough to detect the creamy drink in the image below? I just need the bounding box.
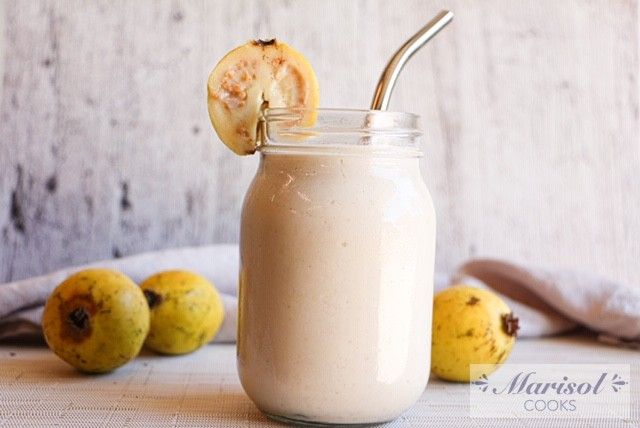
[206,41,437,425]
[237,109,436,425]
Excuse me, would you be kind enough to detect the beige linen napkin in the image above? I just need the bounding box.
[1,246,639,345]
[0,245,238,342]
[450,259,640,346]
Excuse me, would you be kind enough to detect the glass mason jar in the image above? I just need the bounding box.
[238,108,436,425]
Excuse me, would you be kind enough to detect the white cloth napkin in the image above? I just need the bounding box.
[451,259,640,346]
[1,245,639,345]
[0,245,239,342]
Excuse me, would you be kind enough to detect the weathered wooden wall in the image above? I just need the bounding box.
[0,0,638,284]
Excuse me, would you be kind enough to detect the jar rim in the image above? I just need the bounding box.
[263,107,420,120]
[259,108,423,157]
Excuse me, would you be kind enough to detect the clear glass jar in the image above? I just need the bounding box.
[238,109,436,425]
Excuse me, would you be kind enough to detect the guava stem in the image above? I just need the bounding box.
[143,289,163,309]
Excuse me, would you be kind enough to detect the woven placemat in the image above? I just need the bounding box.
[0,335,637,427]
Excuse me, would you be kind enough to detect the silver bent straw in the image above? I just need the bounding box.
[370,10,454,111]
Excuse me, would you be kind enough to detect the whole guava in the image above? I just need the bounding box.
[141,270,224,355]
[431,286,518,382]
[42,269,150,373]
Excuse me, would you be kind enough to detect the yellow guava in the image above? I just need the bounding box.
[141,270,224,355]
[431,286,518,382]
[42,269,150,373]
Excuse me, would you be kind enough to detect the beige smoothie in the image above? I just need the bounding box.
[238,150,436,424]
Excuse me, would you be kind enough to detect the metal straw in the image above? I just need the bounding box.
[370,10,454,110]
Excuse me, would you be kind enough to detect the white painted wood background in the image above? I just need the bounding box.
[0,0,638,284]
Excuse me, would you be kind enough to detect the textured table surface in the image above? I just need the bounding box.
[0,334,638,427]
